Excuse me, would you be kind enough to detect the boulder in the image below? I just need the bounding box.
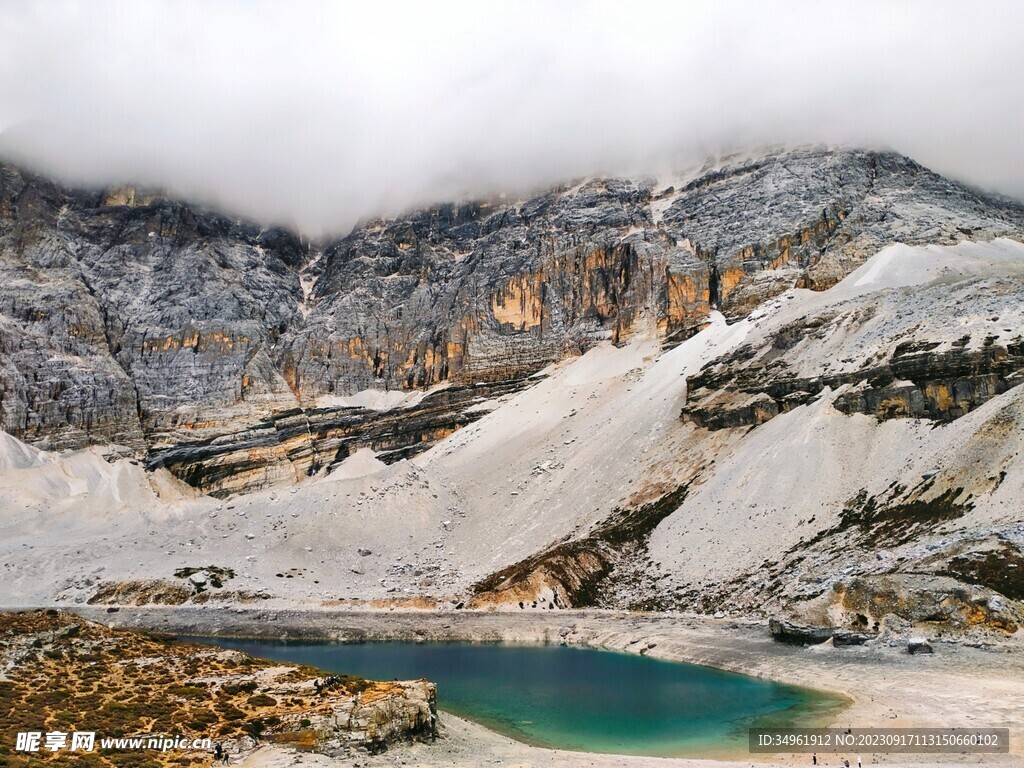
[908,637,934,655]
[769,618,835,645]
[769,618,876,646]
[828,628,877,646]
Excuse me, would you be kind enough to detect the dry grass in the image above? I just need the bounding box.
[0,610,393,767]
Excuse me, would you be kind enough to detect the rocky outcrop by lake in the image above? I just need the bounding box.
[0,609,436,767]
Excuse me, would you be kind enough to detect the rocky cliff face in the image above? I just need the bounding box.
[463,236,1024,637]
[681,331,1024,430]
[2,147,1022,496]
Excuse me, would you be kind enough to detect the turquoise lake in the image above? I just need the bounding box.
[189,639,843,758]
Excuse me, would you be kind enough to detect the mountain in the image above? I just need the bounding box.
[3,146,1022,497]
[1,146,1023,635]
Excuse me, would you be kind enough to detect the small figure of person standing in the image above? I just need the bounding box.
[812,753,817,765]
[856,757,862,768]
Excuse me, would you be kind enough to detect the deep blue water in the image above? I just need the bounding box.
[188,638,842,757]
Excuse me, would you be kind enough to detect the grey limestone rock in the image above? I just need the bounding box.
[2,146,1022,495]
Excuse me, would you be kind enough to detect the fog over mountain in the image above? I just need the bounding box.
[1,0,1022,234]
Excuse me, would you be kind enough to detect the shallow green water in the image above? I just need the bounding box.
[190,638,842,757]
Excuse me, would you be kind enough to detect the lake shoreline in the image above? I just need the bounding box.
[189,634,841,761]
[57,606,1024,766]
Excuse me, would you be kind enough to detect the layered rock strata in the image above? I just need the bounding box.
[682,336,1024,429]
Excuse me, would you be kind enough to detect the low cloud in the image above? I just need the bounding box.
[1,1,1022,235]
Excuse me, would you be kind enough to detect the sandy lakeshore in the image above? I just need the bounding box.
[63,607,1023,767]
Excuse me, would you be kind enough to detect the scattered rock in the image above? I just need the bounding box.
[908,637,934,655]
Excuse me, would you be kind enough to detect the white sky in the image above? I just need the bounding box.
[1,0,1022,236]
